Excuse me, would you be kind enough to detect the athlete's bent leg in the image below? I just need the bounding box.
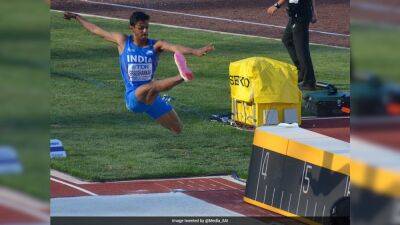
[135,76,183,105]
[156,109,183,134]
[135,52,193,105]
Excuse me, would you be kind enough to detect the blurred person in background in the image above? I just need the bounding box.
[351,1,400,225]
[266,0,317,90]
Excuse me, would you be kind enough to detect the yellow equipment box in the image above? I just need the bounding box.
[229,57,302,126]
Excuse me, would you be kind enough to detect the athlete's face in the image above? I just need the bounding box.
[131,20,149,41]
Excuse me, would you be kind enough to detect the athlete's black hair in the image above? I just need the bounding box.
[129,11,150,26]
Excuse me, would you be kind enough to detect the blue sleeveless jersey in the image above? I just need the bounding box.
[119,35,159,97]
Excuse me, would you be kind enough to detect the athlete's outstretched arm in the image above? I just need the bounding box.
[155,41,214,57]
[64,12,125,51]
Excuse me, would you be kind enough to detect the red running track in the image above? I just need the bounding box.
[49,117,350,222]
[0,205,43,224]
[301,116,349,142]
[51,176,281,217]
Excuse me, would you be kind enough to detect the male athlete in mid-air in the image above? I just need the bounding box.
[64,11,214,134]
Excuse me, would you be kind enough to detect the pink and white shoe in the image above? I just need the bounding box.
[174,52,194,81]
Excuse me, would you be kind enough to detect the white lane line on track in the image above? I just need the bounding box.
[222,175,246,186]
[206,178,241,190]
[0,199,50,222]
[0,187,49,222]
[154,182,173,191]
[80,0,349,37]
[51,169,89,184]
[352,2,400,14]
[51,177,98,196]
[51,10,349,50]
[50,165,245,185]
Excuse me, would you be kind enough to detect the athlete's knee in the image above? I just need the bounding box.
[143,86,159,104]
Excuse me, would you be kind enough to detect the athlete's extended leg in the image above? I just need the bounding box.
[156,109,183,134]
[135,76,183,105]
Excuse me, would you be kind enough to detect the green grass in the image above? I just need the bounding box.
[351,22,400,82]
[50,11,349,181]
[0,0,49,200]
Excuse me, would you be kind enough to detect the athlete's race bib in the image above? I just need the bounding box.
[128,63,153,82]
[289,0,299,3]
